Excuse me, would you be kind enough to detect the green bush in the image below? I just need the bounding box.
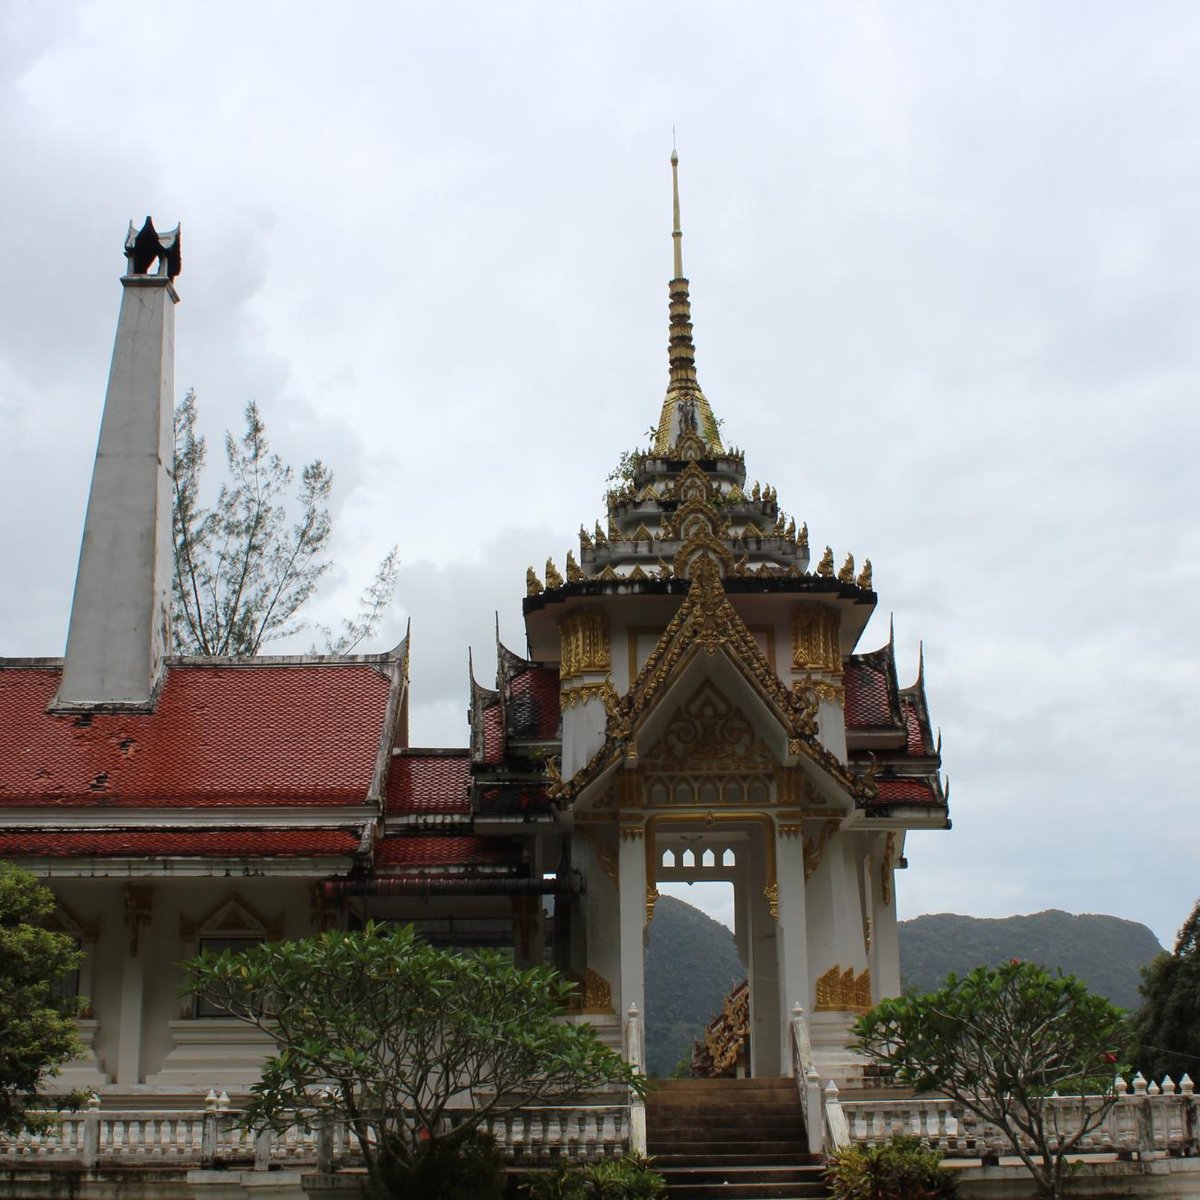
[825,1136,957,1200]
[381,1129,506,1200]
[521,1153,666,1200]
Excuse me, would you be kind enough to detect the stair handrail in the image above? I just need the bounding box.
[789,1004,823,1155]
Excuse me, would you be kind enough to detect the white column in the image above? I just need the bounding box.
[872,833,902,1000]
[116,888,151,1086]
[58,266,178,709]
[745,826,780,1076]
[617,828,647,1063]
[776,827,810,1073]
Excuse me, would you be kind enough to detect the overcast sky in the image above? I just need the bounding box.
[1,1,1197,949]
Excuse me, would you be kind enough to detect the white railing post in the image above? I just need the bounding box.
[625,1004,647,1156]
[824,1079,849,1153]
[83,1093,101,1169]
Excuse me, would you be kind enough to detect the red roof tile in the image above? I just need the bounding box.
[0,829,360,857]
[903,701,930,755]
[374,835,516,868]
[843,658,895,728]
[0,663,392,808]
[873,779,938,805]
[483,704,504,764]
[508,667,560,740]
[386,753,470,814]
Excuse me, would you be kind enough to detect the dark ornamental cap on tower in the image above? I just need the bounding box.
[125,216,181,279]
[654,149,723,455]
[54,217,181,711]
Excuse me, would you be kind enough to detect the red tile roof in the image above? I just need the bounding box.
[0,829,361,858]
[843,657,895,728]
[903,701,930,755]
[482,704,504,764]
[873,779,939,805]
[0,663,392,808]
[386,753,470,814]
[508,667,561,740]
[374,835,517,868]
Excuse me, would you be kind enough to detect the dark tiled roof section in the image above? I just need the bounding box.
[0,829,361,857]
[843,647,901,729]
[507,667,561,740]
[474,783,553,817]
[873,778,939,805]
[0,664,391,808]
[374,835,519,868]
[903,701,930,755]
[386,752,470,814]
[483,705,504,764]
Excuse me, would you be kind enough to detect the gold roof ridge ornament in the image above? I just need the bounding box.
[653,147,725,457]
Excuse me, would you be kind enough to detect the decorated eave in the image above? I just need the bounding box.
[0,640,411,874]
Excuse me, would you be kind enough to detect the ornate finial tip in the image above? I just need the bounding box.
[670,148,678,165]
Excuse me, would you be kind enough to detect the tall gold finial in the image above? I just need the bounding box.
[651,145,725,456]
[671,146,683,280]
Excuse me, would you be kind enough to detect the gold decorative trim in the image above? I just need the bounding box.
[561,681,619,710]
[581,827,619,887]
[646,885,661,923]
[526,567,544,596]
[792,605,841,673]
[180,893,283,943]
[763,881,779,921]
[566,967,614,1013]
[559,610,611,680]
[545,557,564,590]
[803,817,840,881]
[816,547,835,577]
[815,965,872,1012]
[837,553,855,585]
[880,832,897,907]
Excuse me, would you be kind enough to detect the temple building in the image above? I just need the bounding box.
[0,162,948,1101]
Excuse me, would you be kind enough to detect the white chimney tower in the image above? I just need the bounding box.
[55,218,181,710]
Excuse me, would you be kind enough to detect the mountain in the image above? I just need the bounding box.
[644,895,745,1077]
[641,901,1164,1076]
[899,909,1163,1011]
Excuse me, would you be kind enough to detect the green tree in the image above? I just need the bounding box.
[184,923,642,1200]
[825,1135,957,1200]
[171,390,398,656]
[1130,897,1200,1086]
[853,961,1126,1200]
[0,863,84,1133]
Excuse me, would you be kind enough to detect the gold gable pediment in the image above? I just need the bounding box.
[642,679,775,772]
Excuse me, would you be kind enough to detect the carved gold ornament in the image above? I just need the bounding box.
[566,967,614,1013]
[856,558,873,590]
[581,828,619,887]
[560,680,619,710]
[880,832,897,906]
[646,885,661,923]
[545,557,564,590]
[838,554,855,585]
[526,567,544,597]
[701,982,750,1074]
[559,610,611,680]
[815,965,873,1013]
[817,546,835,577]
[792,605,841,674]
[803,817,840,881]
[566,550,585,582]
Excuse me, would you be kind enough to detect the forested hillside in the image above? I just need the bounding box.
[899,909,1162,1011]
[644,895,744,1077]
[642,901,1163,1075]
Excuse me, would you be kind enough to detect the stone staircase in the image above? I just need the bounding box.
[645,1077,828,1199]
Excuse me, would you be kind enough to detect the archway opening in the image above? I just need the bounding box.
[644,880,744,1078]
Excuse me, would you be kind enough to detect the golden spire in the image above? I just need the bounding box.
[653,146,724,456]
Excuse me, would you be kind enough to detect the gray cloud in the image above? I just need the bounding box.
[2,1,1198,947]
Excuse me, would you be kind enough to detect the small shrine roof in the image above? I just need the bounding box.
[843,647,902,730]
[0,658,399,808]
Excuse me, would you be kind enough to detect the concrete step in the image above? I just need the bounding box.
[659,1174,827,1200]
[649,1140,809,1156]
